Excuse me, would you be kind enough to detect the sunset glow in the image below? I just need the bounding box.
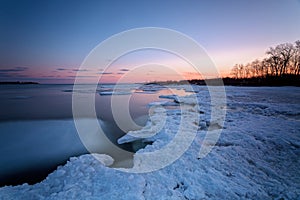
[0,0,299,83]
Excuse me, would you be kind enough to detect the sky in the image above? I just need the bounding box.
[0,0,300,83]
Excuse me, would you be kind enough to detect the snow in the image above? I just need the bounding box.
[0,154,145,200]
[0,119,133,184]
[1,86,299,199]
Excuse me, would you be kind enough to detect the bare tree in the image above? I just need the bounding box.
[279,43,294,75]
[267,43,294,76]
[231,40,299,79]
[244,63,251,78]
[292,40,300,75]
[231,64,239,78]
[250,60,261,77]
[262,58,270,77]
[266,47,281,76]
[238,64,245,78]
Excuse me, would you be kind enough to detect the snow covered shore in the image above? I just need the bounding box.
[0,86,299,199]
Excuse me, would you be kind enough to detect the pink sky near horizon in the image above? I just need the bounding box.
[12,42,275,84]
[1,0,300,83]
[1,40,293,84]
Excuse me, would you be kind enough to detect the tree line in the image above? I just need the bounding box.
[231,41,300,79]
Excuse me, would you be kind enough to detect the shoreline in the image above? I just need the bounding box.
[0,85,299,199]
[0,119,136,187]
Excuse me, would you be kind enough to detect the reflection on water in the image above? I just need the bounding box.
[0,84,189,121]
[0,84,191,186]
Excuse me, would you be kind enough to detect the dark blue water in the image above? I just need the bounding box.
[0,84,189,186]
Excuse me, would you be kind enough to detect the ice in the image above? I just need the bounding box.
[1,86,299,199]
[158,94,179,100]
[148,101,179,107]
[98,84,138,95]
[169,84,202,93]
[0,154,145,200]
[134,90,157,94]
[138,84,165,93]
[118,106,168,144]
[0,119,133,186]
[99,91,132,95]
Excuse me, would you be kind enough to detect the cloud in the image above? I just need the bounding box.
[117,72,125,74]
[56,68,68,71]
[0,67,28,78]
[72,69,89,72]
[56,68,91,72]
[0,67,28,72]
[0,73,17,78]
[67,75,96,78]
[120,68,130,71]
[97,72,113,75]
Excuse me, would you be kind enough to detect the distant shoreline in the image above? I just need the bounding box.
[190,75,300,87]
[152,75,300,87]
[1,75,299,87]
[0,81,39,85]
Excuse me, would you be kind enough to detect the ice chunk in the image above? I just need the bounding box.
[99,91,131,95]
[148,101,179,107]
[159,94,179,101]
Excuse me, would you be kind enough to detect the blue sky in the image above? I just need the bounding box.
[0,0,299,83]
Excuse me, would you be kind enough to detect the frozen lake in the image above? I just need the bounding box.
[0,84,299,199]
[0,84,190,186]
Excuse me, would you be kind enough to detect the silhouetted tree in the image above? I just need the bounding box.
[231,40,299,79]
[244,63,251,78]
[292,40,300,75]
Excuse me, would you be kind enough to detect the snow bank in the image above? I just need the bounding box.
[0,154,145,200]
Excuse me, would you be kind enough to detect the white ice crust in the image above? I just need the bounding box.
[1,85,300,199]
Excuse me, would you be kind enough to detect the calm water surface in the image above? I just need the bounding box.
[0,84,189,186]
